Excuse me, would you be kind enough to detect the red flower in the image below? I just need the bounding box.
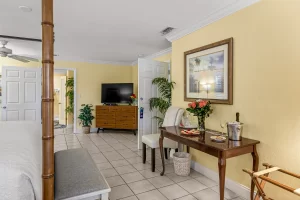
[191,102,197,108]
[199,100,207,108]
[132,94,136,98]
[188,103,192,108]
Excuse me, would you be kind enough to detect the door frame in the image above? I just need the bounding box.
[54,67,77,133]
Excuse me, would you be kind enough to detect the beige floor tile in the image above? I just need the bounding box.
[136,190,167,200]
[148,176,174,189]
[121,172,145,183]
[133,162,152,171]
[126,156,144,164]
[91,153,108,164]
[96,162,113,170]
[139,170,161,179]
[178,179,207,194]
[109,185,134,200]
[176,195,197,200]
[110,159,131,167]
[115,165,137,175]
[106,175,126,187]
[166,173,192,183]
[192,188,220,200]
[101,168,119,178]
[211,186,238,199]
[120,196,138,200]
[195,176,218,187]
[158,184,189,200]
[128,180,156,194]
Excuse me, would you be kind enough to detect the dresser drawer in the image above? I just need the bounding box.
[96,106,109,112]
[98,119,115,123]
[98,124,116,129]
[115,123,137,129]
[108,106,119,112]
[97,113,115,120]
[115,116,136,121]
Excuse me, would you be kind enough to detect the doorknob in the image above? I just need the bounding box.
[2,106,6,109]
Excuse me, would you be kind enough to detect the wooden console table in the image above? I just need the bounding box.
[159,126,260,200]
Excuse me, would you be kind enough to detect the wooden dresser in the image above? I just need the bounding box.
[96,105,138,134]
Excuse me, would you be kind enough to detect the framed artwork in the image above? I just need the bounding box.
[184,38,233,104]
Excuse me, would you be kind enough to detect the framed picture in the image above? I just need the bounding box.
[184,38,233,104]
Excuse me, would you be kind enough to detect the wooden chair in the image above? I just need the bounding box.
[243,163,300,200]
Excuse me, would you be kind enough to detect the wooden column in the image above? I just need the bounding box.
[42,0,55,199]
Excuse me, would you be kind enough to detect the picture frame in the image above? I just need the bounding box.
[184,38,233,104]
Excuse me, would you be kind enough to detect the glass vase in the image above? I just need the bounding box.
[197,116,206,132]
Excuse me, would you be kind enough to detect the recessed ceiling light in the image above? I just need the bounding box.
[19,6,32,12]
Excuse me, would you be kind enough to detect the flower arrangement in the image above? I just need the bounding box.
[186,100,213,131]
[130,94,137,101]
[130,94,137,105]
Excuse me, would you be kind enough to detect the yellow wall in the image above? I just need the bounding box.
[0,58,133,129]
[171,0,300,199]
[132,65,138,96]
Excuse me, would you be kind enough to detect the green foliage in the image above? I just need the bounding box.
[65,77,74,116]
[149,77,175,126]
[78,104,94,127]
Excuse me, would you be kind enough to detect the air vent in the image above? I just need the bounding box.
[160,27,175,36]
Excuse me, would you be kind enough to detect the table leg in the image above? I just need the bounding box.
[251,145,259,200]
[186,146,190,153]
[159,133,165,176]
[218,152,226,200]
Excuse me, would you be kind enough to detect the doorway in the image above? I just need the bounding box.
[54,68,76,132]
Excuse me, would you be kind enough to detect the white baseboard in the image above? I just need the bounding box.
[67,124,73,129]
[191,161,256,200]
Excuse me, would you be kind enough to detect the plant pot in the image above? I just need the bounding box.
[82,126,90,134]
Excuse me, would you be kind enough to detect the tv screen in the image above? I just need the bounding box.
[101,83,133,104]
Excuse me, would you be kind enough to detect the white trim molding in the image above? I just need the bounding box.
[191,161,256,200]
[131,47,172,66]
[166,0,260,42]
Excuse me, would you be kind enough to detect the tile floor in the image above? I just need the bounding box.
[54,128,245,200]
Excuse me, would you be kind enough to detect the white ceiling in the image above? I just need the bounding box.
[0,0,257,65]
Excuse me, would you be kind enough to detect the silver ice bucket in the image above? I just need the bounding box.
[227,122,244,141]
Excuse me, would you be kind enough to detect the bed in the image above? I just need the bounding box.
[0,121,42,200]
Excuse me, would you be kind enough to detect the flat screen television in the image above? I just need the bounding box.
[101,83,133,104]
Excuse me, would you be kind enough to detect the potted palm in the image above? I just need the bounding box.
[78,104,94,134]
[149,77,175,126]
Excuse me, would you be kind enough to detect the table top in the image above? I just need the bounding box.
[160,126,260,152]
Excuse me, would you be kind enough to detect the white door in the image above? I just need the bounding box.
[1,66,41,122]
[59,76,66,125]
[138,58,169,149]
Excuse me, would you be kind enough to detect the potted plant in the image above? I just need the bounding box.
[149,77,175,126]
[186,100,213,133]
[78,104,94,134]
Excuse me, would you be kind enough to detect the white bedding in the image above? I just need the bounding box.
[0,121,42,200]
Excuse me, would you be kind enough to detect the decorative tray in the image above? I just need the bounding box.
[210,136,226,143]
[181,129,200,136]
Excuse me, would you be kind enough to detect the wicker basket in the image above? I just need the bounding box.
[173,152,191,176]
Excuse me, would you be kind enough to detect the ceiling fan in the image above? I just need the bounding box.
[0,40,39,63]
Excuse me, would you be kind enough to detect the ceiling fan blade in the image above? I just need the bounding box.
[17,55,39,62]
[8,55,30,63]
[0,35,41,42]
